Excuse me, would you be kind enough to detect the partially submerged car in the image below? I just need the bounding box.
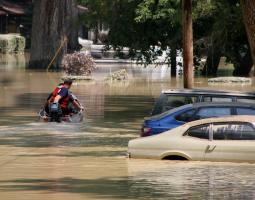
[142,102,255,136]
[128,116,255,163]
[152,89,255,116]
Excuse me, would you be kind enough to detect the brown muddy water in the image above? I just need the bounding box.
[0,56,255,199]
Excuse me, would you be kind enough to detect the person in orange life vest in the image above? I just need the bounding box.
[50,80,83,115]
[44,83,64,114]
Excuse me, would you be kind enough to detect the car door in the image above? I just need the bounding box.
[204,122,255,162]
[182,124,211,160]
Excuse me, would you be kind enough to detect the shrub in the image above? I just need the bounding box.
[62,52,95,76]
[0,34,25,54]
[0,35,16,53]
[15,35,26,52]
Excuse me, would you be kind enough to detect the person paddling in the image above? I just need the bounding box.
[48,80,83,121]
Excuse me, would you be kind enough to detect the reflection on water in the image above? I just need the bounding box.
[128,160,255,199]
[0,61,255,199]
[0,53,27,70]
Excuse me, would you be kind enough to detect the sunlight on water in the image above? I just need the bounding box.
[0,61,255,199]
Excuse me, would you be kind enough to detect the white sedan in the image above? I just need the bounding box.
[128,116,255,163]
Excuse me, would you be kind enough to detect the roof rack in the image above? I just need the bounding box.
[161,89,255,97]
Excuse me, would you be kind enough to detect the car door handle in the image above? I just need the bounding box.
[206,145,216,153]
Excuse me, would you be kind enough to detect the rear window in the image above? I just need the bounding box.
[203,96,232,102]
[175,109,196,122]
[162,95,198,113]
[149,104,192,120]
[152,94,198,115]
[186,125,210,139]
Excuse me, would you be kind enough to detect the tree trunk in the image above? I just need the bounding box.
[233,49,253,76]
[202,45,221,76]
[28,0,79,69]
[240,0,255,74]
[170,47,177,76]
[182,0,194,88]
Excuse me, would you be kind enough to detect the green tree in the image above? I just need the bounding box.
[135,0,182,75]
[195,0,251,76]
[78,0,112,43]
[79,0,252,76]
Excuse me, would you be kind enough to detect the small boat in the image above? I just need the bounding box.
[38,93,84,123]
[38,108,83,123]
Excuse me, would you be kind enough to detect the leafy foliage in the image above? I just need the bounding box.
[79,0,252,75]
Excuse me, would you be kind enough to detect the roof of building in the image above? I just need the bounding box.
[0,1,26,15]
[0,1,88,16]
[0,9,6,15]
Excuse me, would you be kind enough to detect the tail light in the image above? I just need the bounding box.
[141,127,152,137]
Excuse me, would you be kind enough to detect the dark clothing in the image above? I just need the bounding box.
[58,87,69,98]
[61,107,71,115]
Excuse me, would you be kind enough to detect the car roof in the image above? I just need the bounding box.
[192,102,255,108]
[147,102,255,120]
[185,115,255,128]
[162,89,255,97]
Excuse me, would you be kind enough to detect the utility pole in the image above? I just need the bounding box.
[182,0,193,88]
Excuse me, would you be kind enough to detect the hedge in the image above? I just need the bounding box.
[0,34,26,54]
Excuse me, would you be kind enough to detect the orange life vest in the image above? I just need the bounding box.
[50,85,70,109]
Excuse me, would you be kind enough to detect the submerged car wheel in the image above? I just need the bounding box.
[162,155,188,160]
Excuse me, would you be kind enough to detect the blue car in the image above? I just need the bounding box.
[141,102,255,137]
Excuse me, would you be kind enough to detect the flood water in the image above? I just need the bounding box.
[0,55,255,199]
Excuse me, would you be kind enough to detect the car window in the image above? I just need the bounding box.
[195,107,231,119]
[162,95,198,112]
[186,125,210,139]
[203,96,232,102]
[175,109,196,122]
[236,98,255,104]
[236,108,255,115]
[151,94,166,115]
[213,123,255,140]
